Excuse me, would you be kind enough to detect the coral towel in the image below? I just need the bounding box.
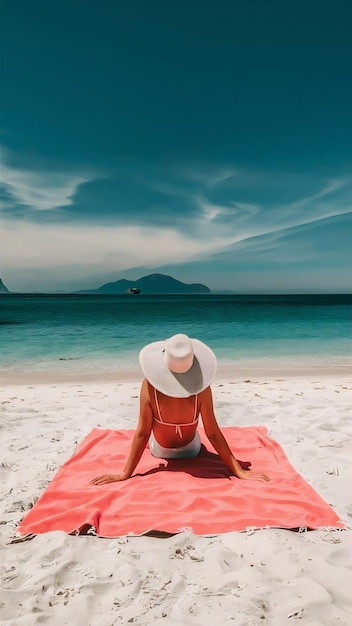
[18,427,343,537]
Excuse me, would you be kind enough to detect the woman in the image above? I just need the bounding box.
[91,334,270,485]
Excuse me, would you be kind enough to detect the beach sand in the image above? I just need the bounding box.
[1,374,352,625]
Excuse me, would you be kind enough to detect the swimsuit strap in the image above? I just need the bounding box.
[154,387,164,423]
[193,394,198,421]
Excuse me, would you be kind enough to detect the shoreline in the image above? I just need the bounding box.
[1,358,351,386]
[0,367,352,388]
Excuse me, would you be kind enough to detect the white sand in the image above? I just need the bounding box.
[1,374,352,625]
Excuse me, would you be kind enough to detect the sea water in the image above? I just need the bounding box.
[0,294,351,377]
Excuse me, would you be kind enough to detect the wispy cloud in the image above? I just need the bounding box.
[196,173,352,252]
[0,147,95,211]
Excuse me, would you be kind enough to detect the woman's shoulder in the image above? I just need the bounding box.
[198,386,212,401]
[141,378,153,400]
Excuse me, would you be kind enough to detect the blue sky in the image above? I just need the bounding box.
[1,0,351,293]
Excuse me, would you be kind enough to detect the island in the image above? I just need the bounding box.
[76,273,210,295]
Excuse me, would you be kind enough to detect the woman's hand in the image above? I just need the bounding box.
[90,472,129,485]
[236,469,270,482]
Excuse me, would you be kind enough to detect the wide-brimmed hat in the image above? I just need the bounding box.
[139,333,217,398]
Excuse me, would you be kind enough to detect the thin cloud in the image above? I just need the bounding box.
[0,147,96,211]
[283,178,347,211]
[1,164,87,211]
[196,175,352,250]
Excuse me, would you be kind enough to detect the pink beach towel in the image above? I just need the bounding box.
[18,427,343,537]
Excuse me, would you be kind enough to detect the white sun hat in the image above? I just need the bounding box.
[139,333,217,398]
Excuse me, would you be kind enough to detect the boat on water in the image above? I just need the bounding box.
[127,288,141,294]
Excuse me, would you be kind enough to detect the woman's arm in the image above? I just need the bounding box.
[91,379,153,485]
[200,387,270,482]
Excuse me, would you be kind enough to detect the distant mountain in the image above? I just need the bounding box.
[76,273,211,294]
[0,279,10,293]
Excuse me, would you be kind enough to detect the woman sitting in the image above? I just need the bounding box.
[91,334,270,485]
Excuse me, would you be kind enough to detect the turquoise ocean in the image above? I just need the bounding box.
[1,294,351,378]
